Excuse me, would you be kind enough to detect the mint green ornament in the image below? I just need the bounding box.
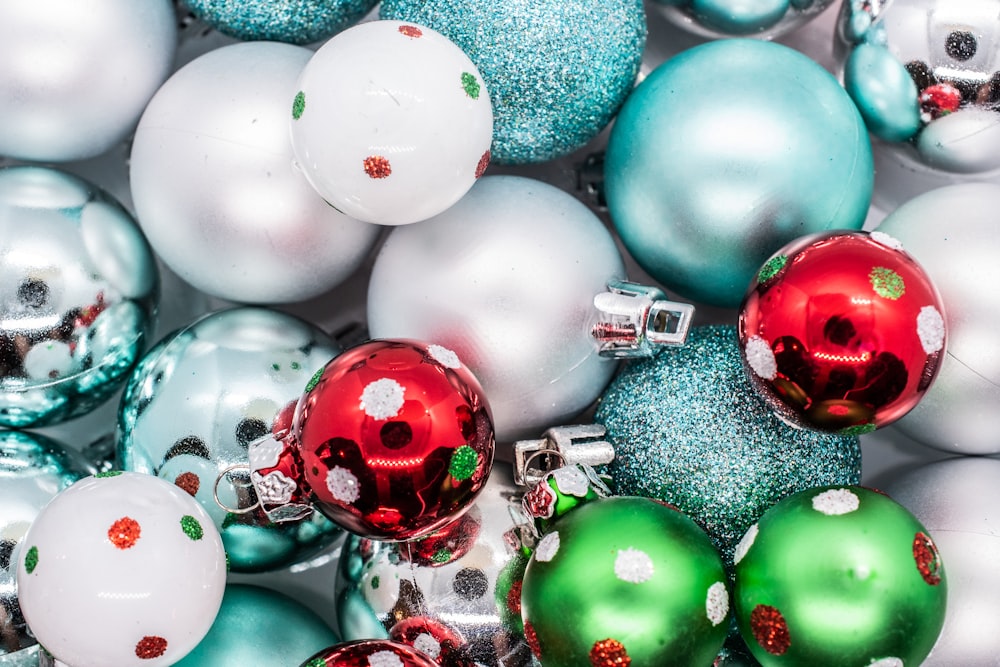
[734,485,947,666]
[520,496,730,666]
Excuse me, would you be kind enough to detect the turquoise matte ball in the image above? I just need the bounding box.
[844,43,920,143]
[605,39,873,309]
[690,0,790,35]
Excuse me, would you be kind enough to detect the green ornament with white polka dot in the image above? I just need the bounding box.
[733,485,947,667]
[520,496,730,666]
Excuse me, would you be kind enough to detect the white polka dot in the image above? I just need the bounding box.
[745,335,777,380]
[368,651,404,667]
[535,531,560,562]
[867,658,903,667]
[250,470,297,506]
[812,488,860,515]
[705,581,729,626]
[916,306,945,354]
[869,231,903,251]
[552,466,589,497]
[413,633,441,659]
[614,548,654,583]
[326,466,360,504]
[428,344,461,369]
[248,436,284,470]
[734,524,758,565]
[360,378,405,419]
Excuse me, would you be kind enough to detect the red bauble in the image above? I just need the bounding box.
[738,231,946,433]
[304,639,439,667]
[252,339,494,541]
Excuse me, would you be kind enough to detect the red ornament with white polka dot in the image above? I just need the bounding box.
[250,339,494,541]
[16,471,226,667]
[302,639,439,667]
[738,230,946,434]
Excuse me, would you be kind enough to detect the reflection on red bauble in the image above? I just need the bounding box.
[738,231,946,434]
[304,639,439,667]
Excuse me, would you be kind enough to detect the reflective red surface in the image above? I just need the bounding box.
[305,639,439,667]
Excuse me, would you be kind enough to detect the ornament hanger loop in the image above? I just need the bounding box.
[213,463,261,514]
[513,424,615,486]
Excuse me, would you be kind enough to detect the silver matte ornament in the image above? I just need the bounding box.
[875,183,1000,454]
[367,175,628,444]
[130,41,381,304]
[0,0,176,162]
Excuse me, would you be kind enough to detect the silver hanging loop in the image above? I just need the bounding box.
[213,463,261,515]
[512,424,615,487]
[592,279,695,358]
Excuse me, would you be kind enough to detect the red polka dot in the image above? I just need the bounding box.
[506,579,522,615]
[750,604,791,655]
[398,24,423,38]
[913,531,942,585]
[475,150,490,178]
[590,638,631,666]
[108,517,141,550]
[524,620,541,659]
[135,635,167,659]
[363,155,391,179]
[174,471,200,496]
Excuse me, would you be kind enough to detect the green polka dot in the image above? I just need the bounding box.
[95,470,122,478]
[24,546,38,574]
[757,255,788,284]
[292,91,306,120]
[305,367,325,393]
[432,548,453,563]
[272,362,281,371]
[461,72,481,99]
[180,515,204,541]
[870,266,905,300]
[448,445,478,481]
[839,423,877,436]
[304,659,325,667]
[290,361,301,370]
[371,575,380,590]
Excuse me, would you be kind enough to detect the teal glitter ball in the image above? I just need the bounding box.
[182,0,377,45]
[379,0,646,164]
[594,325,862,568]
[605,39,872,308]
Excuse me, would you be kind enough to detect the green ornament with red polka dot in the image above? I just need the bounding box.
[733,485,947,667]
[521,464,611,535]
[520,496,730,666]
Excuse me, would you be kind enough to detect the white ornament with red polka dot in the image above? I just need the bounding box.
[289,19,494,225]
[16,471,227,667]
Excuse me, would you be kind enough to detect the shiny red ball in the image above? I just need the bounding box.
[304,639,438,667]
[738,231,946,433]
[259,339,494,541]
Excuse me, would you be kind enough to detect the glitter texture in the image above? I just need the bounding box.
[552,465,589,496]
[448,445,478,480]
[326,466,361,503]
[304,660,325,667]
[380,0,646,164]
[913,531,943,585]
[590,638,631,666]
[733,524,758,565]
[251,469,297,505]
[135,635,168,659]
[535,531,560,562]
[461,72,481,99]
[360,378,405,419]
[757,255,787,283]
[523,481,557,519]
[870,266,905,300]
[475,150,490,178]
[811,488,860,515]
[363,155,392,180]
[744,335,777,380]
[869,658,904,667]
[292,91,305,120]
[595,325,861,567]
[705,581,728,626]
[414,632,441,658]
[614,548,654,583]
[750,604,790,655]
[916,305,945,354]
[174,471,200,496]
[368,650,404,667]
[305,366,325,393]
[525,621,542,659]
[183,0,378,45]
[95,470,123,478]
[108,517,141,549]
[427,344,461,368]
[870,231,903,250]
[398,24,422,37]
[24,545,38,573]
[180,515,204,541]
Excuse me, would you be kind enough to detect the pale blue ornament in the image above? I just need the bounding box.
[844,43,921,142]
[605,39,872,308]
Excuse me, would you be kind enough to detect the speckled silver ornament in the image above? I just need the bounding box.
[594,325,862,567]
[182,0,376,45]
[379,0,645,164]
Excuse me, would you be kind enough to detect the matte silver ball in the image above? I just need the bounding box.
[0,0,176,162]
[883,457,1000,667]
[875,183,1000,454]
[130,41,381,304]
[367,175,626,444]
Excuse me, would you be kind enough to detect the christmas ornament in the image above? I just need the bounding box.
[117,307,343,572]
[0,431,94,656]
[367,176,628,444]
[380,0,645,164]
[836,0,1000,174]
[653,0,834,38]
[289,20,493,225]
[520,496,730,666]
[336,465,532,666]
[130,41,380,304]
[16,472,227,667]
[175,584,339,666]
[605,38,873,308]
[738,230,947,433]
[519,462,612,536]
[0,166,158,428]
[883,456,1000,667]
[249,339,495,541]
[301,639,438,667]
[873,183,1000,454]
[733,485,947,666]
[0,0,176,162]
[182,0,376,45]
[595,325,861,567]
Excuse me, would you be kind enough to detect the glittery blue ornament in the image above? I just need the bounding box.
[379,0,645,164]
[605,39,873,308]
[594,325,861,568]
[174,584,339,666]
[182,0,377,45]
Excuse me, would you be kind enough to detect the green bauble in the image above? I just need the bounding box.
[521,496,729,666]
[734,485,947,666]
